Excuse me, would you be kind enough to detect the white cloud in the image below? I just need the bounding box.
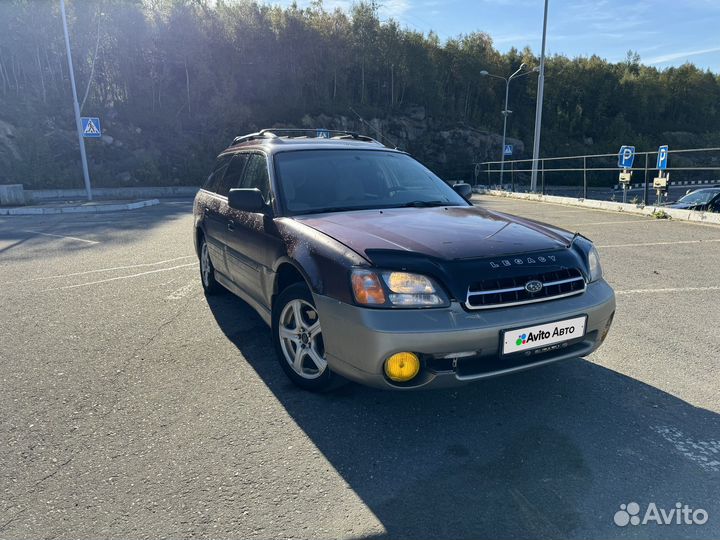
[379,0,411,18]
[492,33,538,45]
[645,46,720,65]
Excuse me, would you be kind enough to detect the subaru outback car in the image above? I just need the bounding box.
[193,128,615,391]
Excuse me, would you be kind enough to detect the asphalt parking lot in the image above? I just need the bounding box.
[1,196,719,539]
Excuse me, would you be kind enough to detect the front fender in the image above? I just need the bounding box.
[274,218,369,304]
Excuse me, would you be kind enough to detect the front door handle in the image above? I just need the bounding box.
[227,220,235,232]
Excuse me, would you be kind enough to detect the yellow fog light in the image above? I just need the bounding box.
[384,352,420,382]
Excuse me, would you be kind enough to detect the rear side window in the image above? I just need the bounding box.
[241,154,271,202]
[203,155,232,193]
[216,154,248,197]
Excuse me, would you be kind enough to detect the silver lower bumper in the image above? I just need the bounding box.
[313,280,616,390]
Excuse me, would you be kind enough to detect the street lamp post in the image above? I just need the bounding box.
[530,0,550,192]
[481,64,539,186]
[60,0,93,201]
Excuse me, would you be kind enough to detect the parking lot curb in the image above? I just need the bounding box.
[25,186,199,203]
[0,198,160,216]
[475,190,720,225]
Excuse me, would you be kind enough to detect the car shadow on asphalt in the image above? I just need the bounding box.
[207,292,720,540]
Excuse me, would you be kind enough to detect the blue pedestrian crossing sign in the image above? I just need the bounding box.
[656,145,669,170]
[618,145,635,168]
[81,117,101,138]
[316,128,330,139]
[503,144,513,156]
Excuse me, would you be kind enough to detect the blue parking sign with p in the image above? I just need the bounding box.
[657,145,668,170]
[618,145,635,168]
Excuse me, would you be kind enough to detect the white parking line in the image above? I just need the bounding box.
[41,263,197,292]
[544,209,595,213]
[566,219,658,226]
[616,286,720,295]
[5,256,195,285]
[597,238,720,248]
[20,229,100,244]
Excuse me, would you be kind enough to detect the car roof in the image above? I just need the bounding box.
[222,138,400,156]
[219,128,400,156]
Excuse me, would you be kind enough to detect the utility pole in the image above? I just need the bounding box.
[530,0,549,192]
[480,64,538,185]
[501,78,511,184]
[60,0,93,201]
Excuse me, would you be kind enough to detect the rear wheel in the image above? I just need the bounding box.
[272,283,339,391]
[199,235,221,295]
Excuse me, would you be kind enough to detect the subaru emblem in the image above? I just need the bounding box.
[525,280,543,294]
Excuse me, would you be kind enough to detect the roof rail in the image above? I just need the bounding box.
[231,128,382,146]
[231,131,277,145]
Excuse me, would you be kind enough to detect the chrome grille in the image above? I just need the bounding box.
[465,268,586,310]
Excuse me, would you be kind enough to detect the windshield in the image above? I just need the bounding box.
[274,149,468,215]
[677,189,718,205]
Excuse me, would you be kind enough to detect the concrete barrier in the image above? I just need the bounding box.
[0,184,25,206]
[0,198,160,216]
[25,186,199,202]
[474,189,720,225]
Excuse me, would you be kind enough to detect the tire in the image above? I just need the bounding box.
[199,234,222,295]
[272,282,341,392]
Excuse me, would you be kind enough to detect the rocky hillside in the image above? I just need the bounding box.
[0,107,521,189]
[303,107,523,180]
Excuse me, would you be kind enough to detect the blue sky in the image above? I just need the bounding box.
[263,0,720,72]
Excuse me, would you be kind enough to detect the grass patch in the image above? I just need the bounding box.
[651,209,671,220]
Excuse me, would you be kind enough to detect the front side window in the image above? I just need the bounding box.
[203,155,232,193]
[216,154,248,197]
[241,154,271,202]
[274,149,468,215]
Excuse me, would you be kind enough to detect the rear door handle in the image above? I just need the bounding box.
[227,220,235,232]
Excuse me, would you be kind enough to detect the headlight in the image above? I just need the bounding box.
[588,246,603,282]
[351,269,447,307]
[350,269,386,305]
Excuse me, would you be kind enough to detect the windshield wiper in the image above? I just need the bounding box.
[298,200,456,215]
[299,205,378,215]
[396,200,454,208]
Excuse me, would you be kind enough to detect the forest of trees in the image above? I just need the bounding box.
[1,0,720,188]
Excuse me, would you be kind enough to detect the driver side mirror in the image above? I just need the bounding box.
[228,188,266,212]
[452,182,473,200]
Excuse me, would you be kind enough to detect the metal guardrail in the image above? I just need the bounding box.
[476,147,720,204]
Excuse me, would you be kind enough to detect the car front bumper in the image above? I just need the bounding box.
[313,279,615,389]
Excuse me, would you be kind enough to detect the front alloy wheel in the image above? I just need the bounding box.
[272,283,339,391]
[278,299,327,379]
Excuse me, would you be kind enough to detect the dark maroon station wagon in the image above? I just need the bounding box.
[193,129,615,391]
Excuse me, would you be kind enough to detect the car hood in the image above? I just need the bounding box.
[294,206,573,262]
